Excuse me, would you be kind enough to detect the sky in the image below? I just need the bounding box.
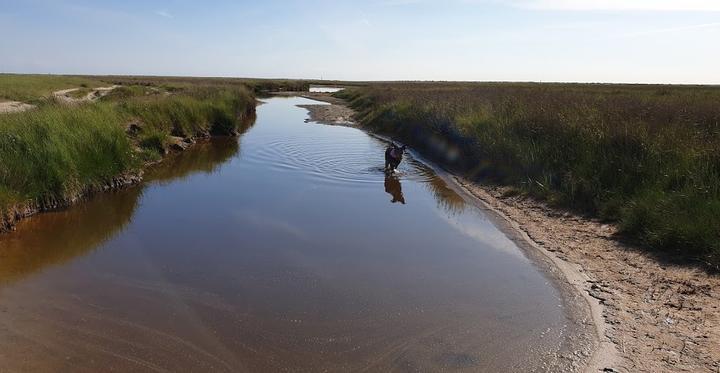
[1,0,719,84]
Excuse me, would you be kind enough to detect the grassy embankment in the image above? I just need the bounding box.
[338,83,720,269]
[0,75,307,226]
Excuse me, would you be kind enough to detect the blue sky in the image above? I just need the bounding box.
[1,0,719,83]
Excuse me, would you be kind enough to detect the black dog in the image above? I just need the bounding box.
[384,143,407,172]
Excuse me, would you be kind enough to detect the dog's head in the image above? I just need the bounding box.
[392,143,407,155]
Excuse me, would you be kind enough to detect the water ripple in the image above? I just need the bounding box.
[243,134,434,186]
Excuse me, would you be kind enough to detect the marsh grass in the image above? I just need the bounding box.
[99,75,310,94]
[118,85,254,139]
[0,84,255,213]
[99,85,161,101]
[0,104,134,205]
[339,83,720,268]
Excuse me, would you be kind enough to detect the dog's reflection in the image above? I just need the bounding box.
[384,173,406,204]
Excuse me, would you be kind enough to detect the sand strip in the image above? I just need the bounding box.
[52,85,119,103]
[0,101,35,114]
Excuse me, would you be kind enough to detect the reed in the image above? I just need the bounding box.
[0,84,255,214]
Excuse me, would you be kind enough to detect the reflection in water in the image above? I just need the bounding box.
[146,138,240,183]
[0,189,141,284]
[424,171,466,215]
[384,173,406,204]
[147,112,254,183]
[405,158,465,215]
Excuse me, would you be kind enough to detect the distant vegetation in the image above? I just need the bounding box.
[0,74,314,103]
[338,83,720,268]
[0,74,305,221]
[98,75,311,94]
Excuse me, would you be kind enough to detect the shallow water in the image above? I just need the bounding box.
[0,97,570,372]
[309,86,344,93]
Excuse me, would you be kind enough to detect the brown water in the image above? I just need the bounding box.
[0,97,573,372]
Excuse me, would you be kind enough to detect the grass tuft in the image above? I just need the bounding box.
[0,104,134,204]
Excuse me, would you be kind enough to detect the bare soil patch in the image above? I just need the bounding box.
[52,85,119,103]
[0,101,35,114]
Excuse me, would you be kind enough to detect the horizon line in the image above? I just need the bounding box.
[2,71,719,87]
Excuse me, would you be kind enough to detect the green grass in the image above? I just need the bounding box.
[0,104,135,205]
[339,82,720,269]
[0,74,106,102]
[0,82,255,213]
[97,75,310,94]
[118,85,255,155]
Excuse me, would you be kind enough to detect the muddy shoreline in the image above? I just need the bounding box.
[297,92,720,373]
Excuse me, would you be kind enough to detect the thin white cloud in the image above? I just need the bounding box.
[511,0,720,11]
[155,9,174,18]
[626,22,720,36]
[381,0,425,5]
[542,20,607,30]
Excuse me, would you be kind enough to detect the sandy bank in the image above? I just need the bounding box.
[0,100,35,114]
[459,181,720,372]
[52,85,119,103]
[272,91,356,126]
